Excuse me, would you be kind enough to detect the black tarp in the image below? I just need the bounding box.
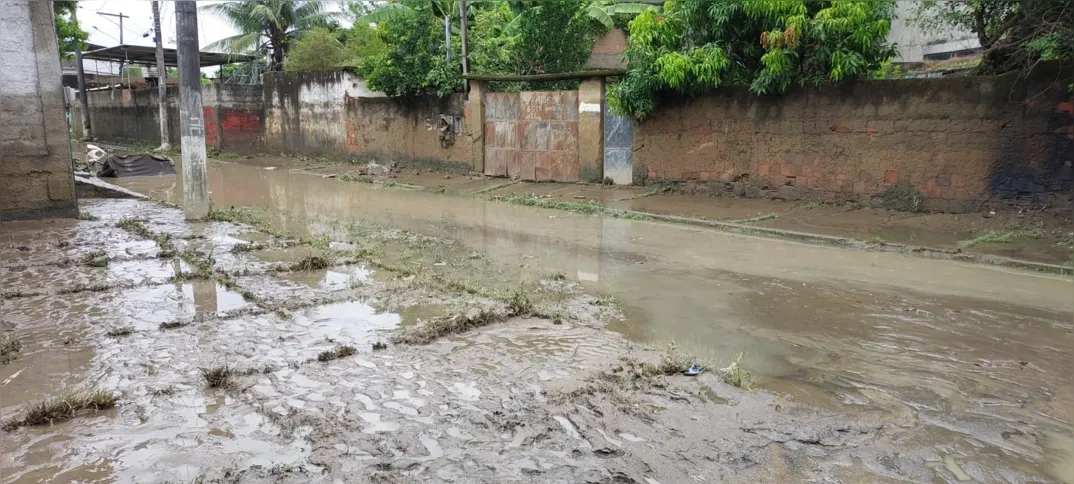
[97,154,176,177]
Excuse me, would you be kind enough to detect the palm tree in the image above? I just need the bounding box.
[201,1,339,72]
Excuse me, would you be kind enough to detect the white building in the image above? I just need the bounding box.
[887,0,981,62]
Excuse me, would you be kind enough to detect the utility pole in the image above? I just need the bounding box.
[152,1,170,150]
[459,0,468,74]
[175,1,209,219]
[74,47,92,139]
[97,11,130,74]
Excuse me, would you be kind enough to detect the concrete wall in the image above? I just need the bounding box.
[634,64,1074,212]
[263,70,471,168]
[0,1,78,219]
[78,84,265,154]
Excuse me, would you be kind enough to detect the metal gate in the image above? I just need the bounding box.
[484,91,579,181]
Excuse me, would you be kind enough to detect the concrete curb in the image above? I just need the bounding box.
[629,211,1073,276]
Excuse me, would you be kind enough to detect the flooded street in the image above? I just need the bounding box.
[1,160,1071,483]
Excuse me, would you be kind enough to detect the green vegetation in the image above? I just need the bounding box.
[1,334,21,364]
[609,0,898,119]
[54,1,89,59]
[81,249,109,267]
[105,326,134,337]
[284,28,350,73]
[1,389,117,431]
[960,228,1045,248]
[911,0,1073,77]
[733,213,779,225]
[316,345,357,362]
[200,1,338,71]
[201,365,236,389]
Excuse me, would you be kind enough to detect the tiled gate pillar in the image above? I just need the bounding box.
[578,77,605,183]
[466,80,487,173]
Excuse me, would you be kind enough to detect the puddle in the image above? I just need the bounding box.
[280,266,372,291]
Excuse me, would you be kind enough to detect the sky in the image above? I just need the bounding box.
[78,1,240,52]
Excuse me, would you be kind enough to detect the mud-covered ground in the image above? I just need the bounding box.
[0,199,980,483]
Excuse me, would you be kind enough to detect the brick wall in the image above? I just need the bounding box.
[634,63,1073,211]
[0,1,77,219]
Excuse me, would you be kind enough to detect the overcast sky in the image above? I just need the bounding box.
[78,1,239,51]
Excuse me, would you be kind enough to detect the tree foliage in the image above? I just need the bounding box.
[358,7,462,96]
[912,0,1073,76]
[471,1,607,91]
[200,1,339,71]
[54,1,88,59]
[609,0,898,119]
[284,28,349,73]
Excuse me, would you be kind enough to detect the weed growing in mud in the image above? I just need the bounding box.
[201,365,235,389]
[960,228,1045,248]
[231,243,256,253]
[733,213,779,225]
[105,326,134,337]
[500,287,535,315]
[207,206,268,228]
[78,211,100,221]
[497,194,606,216]
[337,173,373,184]
[116,217,177,256]
[159,320,189,330]
[391,307,506,345]
[1,389,117,431]
[316,345,357,362]
[81,249,109,267]
[178,248,215,280]
[289,255,330,271]
[217,278,261,302]
[372,341,388,351]
[1,334,22,364]
[718,352,751,388]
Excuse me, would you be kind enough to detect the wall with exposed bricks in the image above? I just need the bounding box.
[634,63,1073,211]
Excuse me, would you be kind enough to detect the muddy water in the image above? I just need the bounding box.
[108,162,1074,482]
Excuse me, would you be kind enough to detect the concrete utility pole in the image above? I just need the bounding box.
[97,11,129,74]
[459,0,468,74]
[152,1,170,150]
[74,47,92,139]
[175,0,209,219]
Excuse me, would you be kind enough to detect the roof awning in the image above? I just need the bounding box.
[82,44,256,67]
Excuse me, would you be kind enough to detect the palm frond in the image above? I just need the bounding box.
[358,4,411,25]
[587,4,615,28]
[204,32,264,55]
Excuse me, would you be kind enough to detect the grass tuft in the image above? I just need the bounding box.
[316,345,357,362]
[371,341,388,351]
[1,389,117,431]
[78,212,100,221]
[391,307,506,345]
[733,213,779,225]
[960,228,1045,248]
[81,249,109,267]
[289,255,330,272]
[200,365,235,389]
[105,326,134,337]
[1,334,22,364]
[717,352,751,388]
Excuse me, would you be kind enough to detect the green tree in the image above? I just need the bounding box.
[912,0,1073,75]
[609,0,898,119]
[345,22,387,67]
[284,28,349,72]
[359,7,462,96]
[54,1,89,59]
[471,1,607,91]
[200,1,339,72]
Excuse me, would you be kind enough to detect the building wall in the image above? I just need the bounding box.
[887,0,980,62]
[0,1,78,219]
[633,64,1073,212]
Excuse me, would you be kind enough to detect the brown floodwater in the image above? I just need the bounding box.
[100,160,1074,482]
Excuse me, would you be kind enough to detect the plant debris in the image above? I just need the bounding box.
[1,389,117,431]
[316,345,357,362]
